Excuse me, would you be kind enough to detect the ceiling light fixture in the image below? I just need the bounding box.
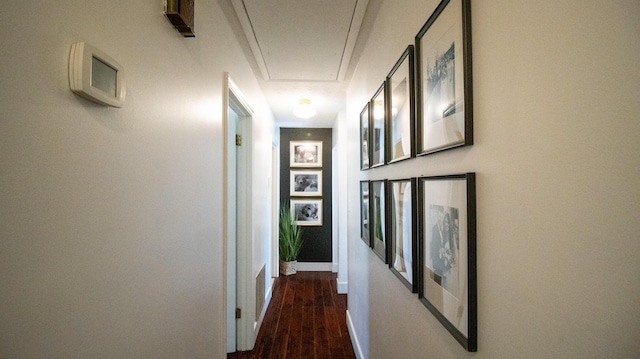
[293,98,317,119]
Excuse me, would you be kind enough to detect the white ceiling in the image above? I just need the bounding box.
[228,0,375,128]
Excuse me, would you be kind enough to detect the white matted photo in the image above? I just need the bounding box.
[290,170,322,196]
[291,199,322,226]
[290,141,322,167]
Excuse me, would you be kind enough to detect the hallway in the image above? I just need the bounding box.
[229,272,355,359]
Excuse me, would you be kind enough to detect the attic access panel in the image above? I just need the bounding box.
[241,0,357,81]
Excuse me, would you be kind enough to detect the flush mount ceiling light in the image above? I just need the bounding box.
[293,98,317,119]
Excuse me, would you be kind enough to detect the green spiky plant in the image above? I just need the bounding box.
[279,204,304,262]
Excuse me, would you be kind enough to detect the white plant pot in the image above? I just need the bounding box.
[279,260,297,276]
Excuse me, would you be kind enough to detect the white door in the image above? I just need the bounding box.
[226,106,239,353]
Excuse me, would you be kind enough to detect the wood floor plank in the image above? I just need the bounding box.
[228,272,355,359]
[285,275,304,358]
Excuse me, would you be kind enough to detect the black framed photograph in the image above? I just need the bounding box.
[291,199,322,226]
[360,180,371,247]
[415,0,473,156]
[418,173,476,352]
[370,180,387,262]
[387,46,415,164]
[370,83,386,168]
[290,170,322,196]
[290,141,323,167]
[360,102,371,170]
[389,178,417,292]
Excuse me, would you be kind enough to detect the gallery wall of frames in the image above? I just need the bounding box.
[280,128,333,263]
[359,0,477,352]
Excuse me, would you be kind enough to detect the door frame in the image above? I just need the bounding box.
[223,73,255,352]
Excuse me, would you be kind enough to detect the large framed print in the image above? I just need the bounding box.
[418,173,476,351]
[360,103,371,170]
[291,199,322,226]
[290,141,323,167]
[360,181,371,247]
[290,170,322,196]
[370,84,386,168]
[415,0,473,156]
[387,46,415,164]
[389,178,417,292]
[370,180,387,262]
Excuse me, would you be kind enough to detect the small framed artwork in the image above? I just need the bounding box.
[370,84,386,168]
[360,102,371,170]
[290,170,322,196]
[290,141,323,167]
[387,45,415,164]
[418,173,476,351]
[389,178,417,292]
[291,199,323,226]
[415,0,473,156]
[370,180,387,262]
[360,180,371,247]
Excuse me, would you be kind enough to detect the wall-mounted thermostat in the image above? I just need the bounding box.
[69,42,125,107]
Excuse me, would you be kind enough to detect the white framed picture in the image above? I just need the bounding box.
[291,199,322,226]
[290,141,322,167]
[290,170,322,196]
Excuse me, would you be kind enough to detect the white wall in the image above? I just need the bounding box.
[0,1,274,358]
[334,111,349,293]
[346,0,640,358]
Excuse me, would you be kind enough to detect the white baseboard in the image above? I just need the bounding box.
[336,279,348,294]
[346,310,364,359]
[296,262,332,271]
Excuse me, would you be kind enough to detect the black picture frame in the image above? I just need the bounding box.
[389,178,417,292]
[370,83,387,168]
[417,173,476,352]
[360,102,371,170]
[360,180,371,247]
[415,0,473,156]
[387,45,416,164]
[370,180,388,262]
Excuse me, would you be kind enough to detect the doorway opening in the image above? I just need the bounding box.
[224,74,254,353]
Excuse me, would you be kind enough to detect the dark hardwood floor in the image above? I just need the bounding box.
[228,271,356,359]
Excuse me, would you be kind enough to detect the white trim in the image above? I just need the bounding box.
[271,144,280,278]
[223,73,233,354]
[230,0,270,80]
[224,72,257,352]
[337,0,369,81]
[346,310,364,359]
[336,279,348,294]
[332,262,338,273]
[295,262,332,271]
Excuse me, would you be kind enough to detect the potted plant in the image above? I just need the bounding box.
[279,204,303,275]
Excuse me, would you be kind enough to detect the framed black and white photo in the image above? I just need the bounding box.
[290,170,322,196]
[389,178,417,292]
[360,180,371,247]
[290,141,323,167]
[387,46,415,164]
[371,180,387,262]
[370,84,386,168]
[418,173,476,352]
[415,0,473,156]
[291,199,322,226]
[360,102,371,170]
